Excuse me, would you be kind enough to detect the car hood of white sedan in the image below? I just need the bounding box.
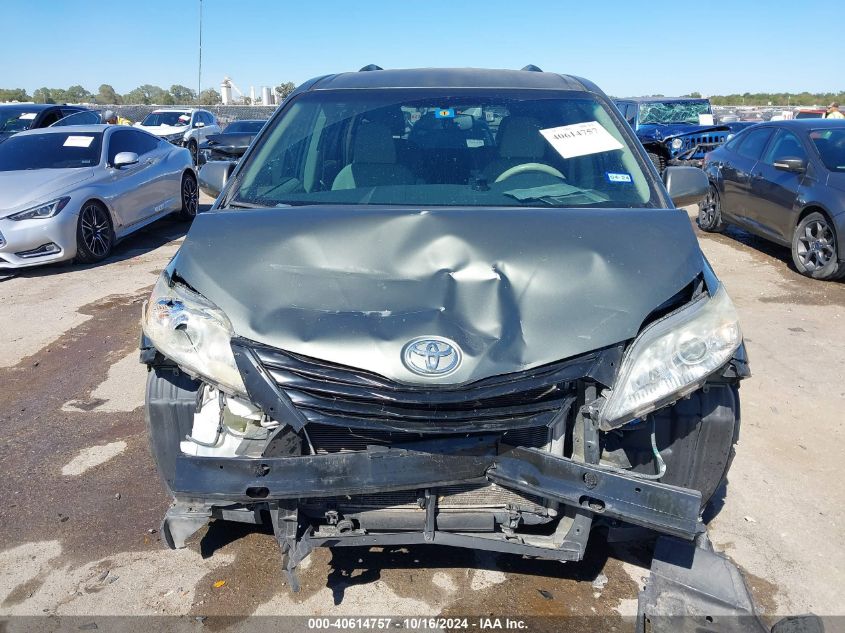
[0,168,95,217]
[138,124,188,137]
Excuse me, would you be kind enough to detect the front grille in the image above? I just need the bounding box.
[678,133,728,157]
[252,344,584,432]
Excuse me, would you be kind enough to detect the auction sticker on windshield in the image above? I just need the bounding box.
[64,135,95,148]
[540,121,623,159]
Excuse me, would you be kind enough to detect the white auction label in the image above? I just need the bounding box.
[539,121,623,159]
[64,135,95,148]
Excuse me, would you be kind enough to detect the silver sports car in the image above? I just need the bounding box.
[0,124,197,269]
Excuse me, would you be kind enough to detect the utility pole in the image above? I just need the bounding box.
[197,0,203,105]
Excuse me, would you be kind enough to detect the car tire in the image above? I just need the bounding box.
[698,185,725,233]
[75,201,114,264]
[791,212,845,280]
[187,140,198,166]
[646,151,664,172]
[178,172,199,221]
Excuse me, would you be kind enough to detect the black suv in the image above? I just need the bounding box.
[0,103,89,143]
[142,66,753,615]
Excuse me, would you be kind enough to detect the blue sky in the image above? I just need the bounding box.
[2,0,841,97]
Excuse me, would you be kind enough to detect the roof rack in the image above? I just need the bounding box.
[521,64,543,72]
[359,64,384,72]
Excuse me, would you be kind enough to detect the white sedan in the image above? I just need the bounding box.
[0,125,197,269]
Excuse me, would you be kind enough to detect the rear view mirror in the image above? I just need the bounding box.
[663,166,709,207]
[773,157,806,173]
[194,121,205,128]
[198,160,236,198]
[113,151,139,169]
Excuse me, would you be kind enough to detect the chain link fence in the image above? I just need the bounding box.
[104,104,279,126]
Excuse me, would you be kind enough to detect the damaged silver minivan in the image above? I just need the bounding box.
[141,67,749,597]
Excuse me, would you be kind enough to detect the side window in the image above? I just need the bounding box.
[763,130,807,165]
[736,128,773,160]
[130,130,161,156]
[723,134,743,152]
[39,109,63,127]
[205,112,216,126]
[625,104,638,126]
[108,130,133,164]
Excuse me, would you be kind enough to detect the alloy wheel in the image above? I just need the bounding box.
[80,204,112,257]
[701,188,718,226]
[796,219,836,271]
[183,176,199,216]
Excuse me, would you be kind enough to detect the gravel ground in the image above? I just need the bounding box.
[0,199,843,628]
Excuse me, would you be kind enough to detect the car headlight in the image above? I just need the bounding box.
[8,197,70,221]
[600,284,742,429]
[670,138,684,150]
[163,132,184,143]
[142,274,246,395]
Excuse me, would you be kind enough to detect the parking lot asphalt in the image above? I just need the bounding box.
[1,198,843,624]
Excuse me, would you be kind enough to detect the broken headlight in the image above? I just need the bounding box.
[600,284,742,429]
[142,275,246,395]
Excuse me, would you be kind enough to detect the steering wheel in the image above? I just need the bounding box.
[494,162,566,183]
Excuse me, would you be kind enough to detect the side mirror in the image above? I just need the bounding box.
[198,160,236,198]
[194,121,205,128]
[663,166,709,207]
[113,151,139,169]
[773,157,806,173]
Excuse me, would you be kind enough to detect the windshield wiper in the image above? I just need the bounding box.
[226,200,292,210]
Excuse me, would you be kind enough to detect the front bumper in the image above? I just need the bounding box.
[0,212,78,269]
[667,141,725,167]
[169,440,702,534]
[144,338,743,595]
[161,429,703,595]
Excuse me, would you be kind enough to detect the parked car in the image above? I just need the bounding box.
[0,103,89,143]
[140,67,759,618]
[699,119,845,280]
[50,109,105,127]
[136,108,221,164]
[0,125,197,269]
[614,97,744,170]
[795,109,826,119]
[197,119,266,164]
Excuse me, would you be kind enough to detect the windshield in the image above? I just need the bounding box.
[141,111,190,127]
[638,101,712,125]
[810,129,845,172]
[0,132,103,170]
[0,107,41,133]
[230,89,657,209]
[225,120,265,134]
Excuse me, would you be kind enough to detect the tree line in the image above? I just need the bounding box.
[707,92,845,107]
[0,82,298,105]
[670,91,844,107]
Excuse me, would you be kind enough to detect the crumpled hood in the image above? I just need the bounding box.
[172,206,704,384]
[637,123,730,143]
[0,168,95,215]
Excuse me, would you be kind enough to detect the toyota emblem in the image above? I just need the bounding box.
[402,336,462,377]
